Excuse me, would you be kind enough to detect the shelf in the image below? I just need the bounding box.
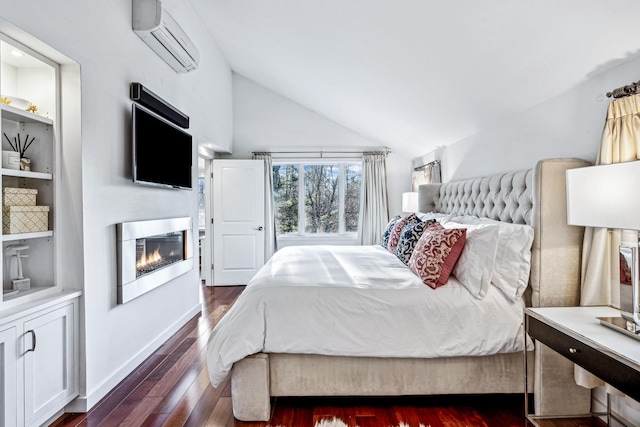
[0,104,53,125]
[1,284,59,311]
[2,285,54,301]
[2,230,53,242]
[1,168,52,180]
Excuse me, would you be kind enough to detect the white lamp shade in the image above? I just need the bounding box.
[566,161,640,230]
[402,192,419,213]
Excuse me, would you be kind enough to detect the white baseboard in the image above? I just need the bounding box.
[65,303,202,413]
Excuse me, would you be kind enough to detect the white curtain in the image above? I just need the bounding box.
[252,153,277,262]
[357,152,389,245]
[411,161,441,191]
[576,94,640,408]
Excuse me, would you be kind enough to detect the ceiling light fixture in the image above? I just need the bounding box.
[11,50,24,57]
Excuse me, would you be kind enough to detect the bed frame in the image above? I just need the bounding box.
[230,157,592,421]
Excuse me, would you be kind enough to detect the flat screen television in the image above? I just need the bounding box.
[132,104,193,190]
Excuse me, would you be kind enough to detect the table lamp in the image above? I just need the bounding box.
[566,161,640,338]
[402,192,419,213]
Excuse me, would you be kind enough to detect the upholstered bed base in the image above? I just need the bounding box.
[232,352,534,421]
[230,158,592,421]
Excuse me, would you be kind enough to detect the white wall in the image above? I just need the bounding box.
[419,57,640,182]
[0,0,232,410]
[227,74,412,244]
[1,65,55,119]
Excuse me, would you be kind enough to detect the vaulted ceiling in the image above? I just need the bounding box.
[188,0,640,158]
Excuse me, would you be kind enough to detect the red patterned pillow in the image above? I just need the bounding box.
[387,213,417,253]
[408,222,466,289]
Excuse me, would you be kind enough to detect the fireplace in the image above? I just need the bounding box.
[117,217,193,304]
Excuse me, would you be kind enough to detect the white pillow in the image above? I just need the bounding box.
[416,212,451,222]
[441,220,500,299]
[447,216,534,301]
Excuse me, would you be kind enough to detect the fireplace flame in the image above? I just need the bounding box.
[137,247,162,269]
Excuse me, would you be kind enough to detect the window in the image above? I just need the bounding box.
[273,162,362,236]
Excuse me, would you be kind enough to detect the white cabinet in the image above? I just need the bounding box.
[23,302,76,426]
[0,325,18,426]
[0,23,81,427]
[0,293,79,427]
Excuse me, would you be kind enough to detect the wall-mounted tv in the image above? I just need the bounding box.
[132,104,193,190]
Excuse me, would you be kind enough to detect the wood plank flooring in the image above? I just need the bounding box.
[51,284,604,427]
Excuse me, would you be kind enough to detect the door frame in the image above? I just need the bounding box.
[198,152,214,286]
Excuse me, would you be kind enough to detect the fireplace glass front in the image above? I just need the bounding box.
[136,231,185,278]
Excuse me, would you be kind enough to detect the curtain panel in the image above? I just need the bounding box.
[576,93,640,408]
[357,152,389,246]
[252,153,277,261]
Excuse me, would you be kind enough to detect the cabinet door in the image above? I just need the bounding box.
[0,326,18,427]
[23,303,75,427]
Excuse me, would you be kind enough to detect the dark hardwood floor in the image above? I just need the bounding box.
[51,284,604,427]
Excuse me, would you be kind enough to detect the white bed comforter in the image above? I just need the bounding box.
[206,245,532,387]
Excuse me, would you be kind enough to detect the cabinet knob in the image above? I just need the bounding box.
[569,347,578,354]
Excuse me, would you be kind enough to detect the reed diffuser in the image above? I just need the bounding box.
[3,133,35,158]
[3,133,36,171]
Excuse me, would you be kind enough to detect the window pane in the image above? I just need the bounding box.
[304,165,339,233]
[344,164,361,233]
[273,165,299,234]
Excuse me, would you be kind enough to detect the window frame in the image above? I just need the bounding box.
[273,159,362,239]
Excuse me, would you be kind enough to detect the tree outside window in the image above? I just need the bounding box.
[273,162,361,236]
[273,164,299,233]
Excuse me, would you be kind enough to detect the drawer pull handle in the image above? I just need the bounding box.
[26,329,36,353]
[569,347,578,354]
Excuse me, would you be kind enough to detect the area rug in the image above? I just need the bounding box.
[269,418,430,427]
[264,418,431,427]
[314,420,430,427]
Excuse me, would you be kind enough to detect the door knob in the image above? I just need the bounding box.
[254,226,263,231]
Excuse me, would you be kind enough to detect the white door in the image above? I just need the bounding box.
[213,160,265,285]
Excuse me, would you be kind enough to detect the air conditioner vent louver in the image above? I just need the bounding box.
[133,0,199,73]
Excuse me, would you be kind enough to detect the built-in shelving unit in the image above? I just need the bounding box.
[0,35,58,308]
[0,24,79,427]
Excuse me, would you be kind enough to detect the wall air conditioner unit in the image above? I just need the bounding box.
[132,0,200,73]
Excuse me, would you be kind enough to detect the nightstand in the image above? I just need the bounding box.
[524,306,640,426]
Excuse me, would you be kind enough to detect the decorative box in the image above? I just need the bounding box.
[2,205,49,234]
[2,187,37,206]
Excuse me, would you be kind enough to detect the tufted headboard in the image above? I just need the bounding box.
[419,169,533,225]
[418,158,591,308]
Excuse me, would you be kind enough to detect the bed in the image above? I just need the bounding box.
[206,157,592,421]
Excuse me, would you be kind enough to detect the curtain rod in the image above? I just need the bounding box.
[252,149,392,157]
[606,80,640,99]
[414,159,441,171]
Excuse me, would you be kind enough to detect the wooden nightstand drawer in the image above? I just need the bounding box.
[527,315,640,402]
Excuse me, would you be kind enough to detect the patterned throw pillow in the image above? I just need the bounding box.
[395,219,436,265]
[380,215,402,248]
[408,222,466,289]
[387,213,419,253]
